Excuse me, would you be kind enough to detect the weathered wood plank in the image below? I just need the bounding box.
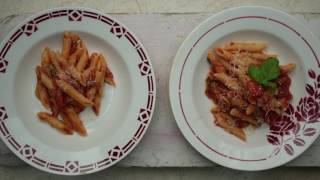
[1,0,320,19]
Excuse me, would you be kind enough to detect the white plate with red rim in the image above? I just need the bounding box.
[169,6,320,170]
[0,7,156,175]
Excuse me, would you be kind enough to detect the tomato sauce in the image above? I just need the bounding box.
[277,71,292,100]
[247,80,264,98]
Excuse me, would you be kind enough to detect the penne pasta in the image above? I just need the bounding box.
[35,32,115,136]
[207,49,226,73]
[89,53,100,69]
[48,50,63,74]
[76,49,89,72]
[250,52,277,60]
[35,81,40,99]
[216,58,251,86]
[205,41,295,141]
[69,48,83,66]
[83,53,100,81]
[224,42,267,52]
[36,82,51,109]
[64,107,87,136]
[215,48,232,60]
[61,112,73,130]
[229,108,259,126]
[56,79,93,106]
[62,32,72,60]
[245,104,256,115]
[41,47,50,67]
[86,86,97,102]
[93,71,105,115]
[37,66,54,90]
[69,32,80,43]
[67,66,86,86]
[207,49,215,64]
[226,92,248,109]
[102,55,116,86]
[37,112,73,135]
[214,113,246,141]
[280,63,296,73]
[213,73,241,91]
[105,67,116,86]
[56,54,86,86]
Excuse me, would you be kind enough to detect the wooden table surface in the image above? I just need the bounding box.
[1,0,320,168]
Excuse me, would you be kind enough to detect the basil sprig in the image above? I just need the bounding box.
[248,58,280,91]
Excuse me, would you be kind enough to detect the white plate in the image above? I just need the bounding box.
[169,6,320,170]
[0,7,156,175]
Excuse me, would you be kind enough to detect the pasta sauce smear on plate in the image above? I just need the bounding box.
[205,42,295,141]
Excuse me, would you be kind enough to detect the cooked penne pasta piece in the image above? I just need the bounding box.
[232,54,260,67]
[37,112,73,135]
[37,66,54,90]
[93,71,105,115]
[214,113,246,141]
[86,87,97,102]
[68,32,80,43]
[250,52,277,60]
[207,49,215,64]
[105,67,115,86]
[96,55,105,71]
[83,53,100,81]
[41,47,50,67]
[61,113,73,130]
[56,79,93,106]
[89,53,100,68]
[48,50,63,74]
[56,54,86,86]
[85,54,103,99]
[35,82,51,109]
[69,47,83,66]
[245,104,256,115]
[215,48,232,60]
[280,63,296,73]
[229,108,260,126]
[226,92,248,109]
[62,32,72,59]
[224,42,267,52]
[35,81,40,99]
[213,73,241,91]
[207,49,226,73]
[67,66,86,86]
[99,54,116,86]
[217,58,251,86]
[64,107,87,136]
[76,50,89,72]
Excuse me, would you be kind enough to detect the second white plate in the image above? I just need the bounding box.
[169,6,320,170]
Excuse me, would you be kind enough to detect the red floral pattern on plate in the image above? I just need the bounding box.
[267,69,320,157]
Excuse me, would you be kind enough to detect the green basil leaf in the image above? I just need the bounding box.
[260,58,280,81]
[248,58,280,92]
[248,65,264,83]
